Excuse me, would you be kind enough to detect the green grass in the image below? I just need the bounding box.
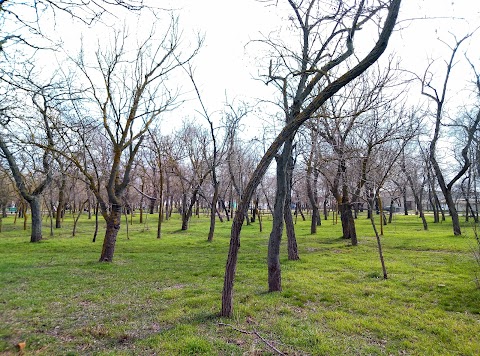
[1,211,479,355]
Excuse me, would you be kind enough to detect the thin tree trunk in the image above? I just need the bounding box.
[369,201,388,279]
[408,177,428,230]
[47,191,54,237]
[297,202,306,221]
[388,197,394,223]
[55,175,66,228]
[221,198,230,222]
[403,186,408,215]
[208,185,219,242]
[124,209,130,240]
[72,200,87,237]
[92,201,99,243]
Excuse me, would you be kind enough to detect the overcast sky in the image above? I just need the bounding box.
[160,0,480,127]
[8,0,479,134]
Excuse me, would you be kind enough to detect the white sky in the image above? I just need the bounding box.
[5,0,480,136]
[160,0,480,131]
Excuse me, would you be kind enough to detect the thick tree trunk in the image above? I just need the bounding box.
[285,204,299,261]
[310,206,318,233]
[444,190,461,235]
[306,158,319,234]
[29,196,43,243]
[181,193,189,230]
[339,197,357,245]
[268,152,288,292]
[99,205,122,262]
[285,155,299,261]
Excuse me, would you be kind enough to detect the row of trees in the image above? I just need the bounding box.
[1,0,480,317]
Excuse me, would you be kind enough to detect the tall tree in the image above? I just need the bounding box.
[52,18,200,261]
[421,33,480,235]
[0,77,58,242]
[221,0,402,317]
[261,0,399,292]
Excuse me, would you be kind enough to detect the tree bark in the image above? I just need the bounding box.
[306,151,319,234]
[99,204,122,262]
[267,140,291,292]
[339,196,357,245]
[285,154,299,261]
[29,196,43,242]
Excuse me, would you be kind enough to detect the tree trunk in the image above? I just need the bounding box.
[55,175,66,228]
[92,201,99,243]
[285,154,299,261]
[99,204,122,262]
[268,158,286,292]
[285,203,299,260]
[403,187,408,215]
[208,184,219,242]
[324,198,328,220]
[388,197,394,223]
[339,197,357,245]
[72,200,87,237]
[181,193,189,230]
[297,203,306,221]
[306,157,319,234]
[29,196,43,243]
[221,198,230,222]
[369,200,388,279]
[444,189,461,235]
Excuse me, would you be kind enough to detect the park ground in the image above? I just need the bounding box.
[1,212,480,355]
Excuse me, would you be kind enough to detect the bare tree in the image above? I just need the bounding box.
[221,0,402,317]
[421,34,480,235]
[182,65,229,241]
[0,75,61,242]
[0,0,144,53]
[171,121,212,231]
[401,147,428,230]
[50,19,200,261]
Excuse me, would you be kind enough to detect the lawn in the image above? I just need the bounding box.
[1,211,479,355]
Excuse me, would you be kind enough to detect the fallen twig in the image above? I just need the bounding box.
[218,322,286,355]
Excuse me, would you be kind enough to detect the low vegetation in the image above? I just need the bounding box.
[1,212,479,355]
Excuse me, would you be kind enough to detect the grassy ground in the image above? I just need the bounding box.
[0,211,479,355]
